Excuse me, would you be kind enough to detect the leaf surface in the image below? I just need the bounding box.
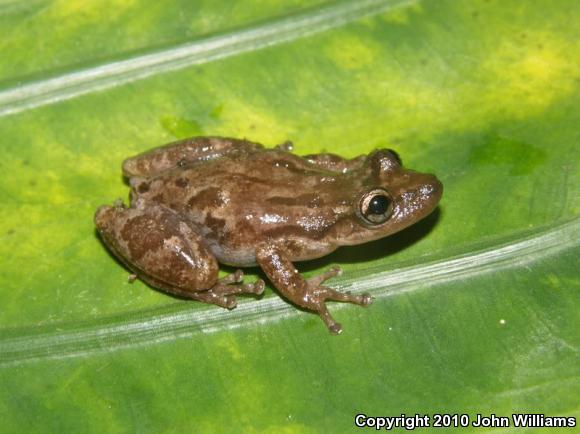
[0,0,578,431]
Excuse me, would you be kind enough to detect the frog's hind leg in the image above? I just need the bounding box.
[94,201,264,308]
[122,136,264,178]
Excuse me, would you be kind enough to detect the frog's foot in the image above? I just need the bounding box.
[308,286,373,334]
[204,270,266,309]
[306,266,373,307]
[305,267,373,335]
[186,290,237,309]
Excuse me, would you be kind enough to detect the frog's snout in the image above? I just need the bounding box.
[417,174,443,213]
[423,175,443,204]
[395,173,443,221]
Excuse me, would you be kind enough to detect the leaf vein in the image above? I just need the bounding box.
[0,0,415,117]
[0,217,578,367]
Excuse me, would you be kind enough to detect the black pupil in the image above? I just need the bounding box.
[368,195,390,215]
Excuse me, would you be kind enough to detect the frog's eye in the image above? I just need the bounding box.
[359,188,394,225]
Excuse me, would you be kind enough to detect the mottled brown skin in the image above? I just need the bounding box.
[95,136,443,334]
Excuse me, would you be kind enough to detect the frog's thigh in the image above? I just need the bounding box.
[95,203,222,299]
[122,136,264,177]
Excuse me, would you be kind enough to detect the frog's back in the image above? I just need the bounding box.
[133,148,341,204]
[191,148,334,186]
[130,149,352,266]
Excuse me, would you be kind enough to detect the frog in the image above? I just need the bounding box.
[94,136,443,334]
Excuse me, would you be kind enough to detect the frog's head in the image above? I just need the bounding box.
[333,149,443,246]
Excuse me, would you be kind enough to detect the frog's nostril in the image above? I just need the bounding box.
[417,174,441,194]
[419,183,435,196]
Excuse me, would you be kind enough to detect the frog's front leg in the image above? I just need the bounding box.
[256,245,373,334]
[95,201,264,308]
[123,136,264,178]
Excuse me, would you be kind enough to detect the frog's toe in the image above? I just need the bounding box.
[361,293,373,307]
[329,323,343,335]
[232,269,244,283]
[192,291,237,309]
[127,273,138,283]
[307,266,342,287]
[224,295,238,309]
[244,279,265,295]
[317,304,343,335]
[309,285,372,308]
[181,290,237,309]
[210,277,265,298]
[219,269,244,285]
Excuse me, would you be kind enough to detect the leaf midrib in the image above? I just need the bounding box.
[1,216,578,368]
[0,0,415,117]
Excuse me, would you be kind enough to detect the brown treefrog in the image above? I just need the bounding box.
[95,137,442,334]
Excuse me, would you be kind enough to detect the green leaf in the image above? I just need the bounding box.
[1,0,578,432]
